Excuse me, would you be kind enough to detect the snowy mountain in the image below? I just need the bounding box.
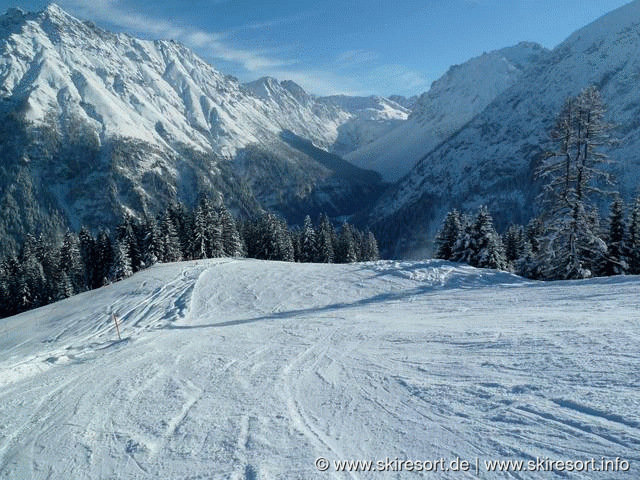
[369,0,640,256]
[1,258,639,478]
[346,43,548,181]
[243,78,409,156]
[0,4,401,254]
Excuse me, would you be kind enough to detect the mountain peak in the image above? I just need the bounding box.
[39,3,78,24]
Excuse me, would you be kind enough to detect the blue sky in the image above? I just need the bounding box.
[0,0,633,96]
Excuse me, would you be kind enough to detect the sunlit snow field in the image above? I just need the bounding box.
[1,259,638,479]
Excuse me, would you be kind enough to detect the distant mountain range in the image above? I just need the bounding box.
[2,2,640,258]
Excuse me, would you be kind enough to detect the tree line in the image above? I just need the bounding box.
[0,198,378,319]
[434,86,640,280]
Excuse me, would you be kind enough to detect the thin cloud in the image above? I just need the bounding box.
[335,49,379,66]
[227,10,319,33]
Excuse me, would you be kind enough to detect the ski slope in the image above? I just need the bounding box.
[1,259,639,479]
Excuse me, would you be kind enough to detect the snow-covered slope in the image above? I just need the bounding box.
[370,0,640,256]
[319,95,409,157]
[346,43,548,181]
[0,4,393,254]
[243,78,409,157]
[1,259,639,479]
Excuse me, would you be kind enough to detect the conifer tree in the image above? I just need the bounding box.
[110,239,133,281]
[535,86,613,279]
[316,214,335,263]
[361,230,380,261]
[95,229,114,286]
[219,206,244,257]
[435,210,462,260]
[300,215,317,263]
[603,197,628,275]
[629,196,640,274]
[160,211,182,263]
[60,231,86,294]
[473,206,507,270]
[336,223,358,263]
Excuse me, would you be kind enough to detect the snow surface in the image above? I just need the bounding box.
[1,259,639,479]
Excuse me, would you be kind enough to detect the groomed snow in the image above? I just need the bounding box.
[1,259,639,479]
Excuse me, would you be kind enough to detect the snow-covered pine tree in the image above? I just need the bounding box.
[361,230,380,261]
[525,217,544,255]
[1,256,20,316]
[167,202,193,260]
[60,231,87,294]
[219,205,244,257]
[629,196,640,274]
[160,211,183,263]
[208,210,225,258]
[116,214,143,272]
[451,213,474,264]
[78,227,97,289]
[140,216,162,268]
[535,86,613,280]
[336,223,358,263]
[17,239,47,309]
[434,209,462,260]
[503,224,525,266]
[192,201,209,260]
[602,197,628,276]
[110,239,133,281]
[472,206,507,270]
[300,215,317,263]
[94,229,113,286]
[0,259,9,317]
[315,214,335,263]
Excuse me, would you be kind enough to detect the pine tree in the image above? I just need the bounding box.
[535,86,613,280]
[208,210,225,258]
[435,210,462,260]
[140,216,162,268]
[629,196,640,274]
[78,227,97,289]
[336,223,358,263]
[95,229,114,286]
[192,200,210,260]
[451,213,474,264]
[300,215,317,263]
[316,214,335,263]
[110,239,133,281]
[503,224,525,265]
[219,205,244,257]
[361,230,380,261]
[472,206,507,270]
[60,231,86,294]
[117,214,143,272]
[160,211,182,263]
[603,197,628,275]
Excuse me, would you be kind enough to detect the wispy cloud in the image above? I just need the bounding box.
[58,0,429,96]
[335,49,379,67]
[226,10,319,33]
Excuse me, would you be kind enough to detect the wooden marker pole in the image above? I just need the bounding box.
[112,313,122,341]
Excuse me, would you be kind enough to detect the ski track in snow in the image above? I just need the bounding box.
[1,259,639,479]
